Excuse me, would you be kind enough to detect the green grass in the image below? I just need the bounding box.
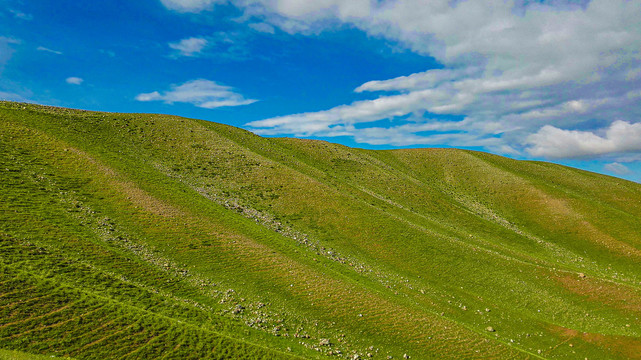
[1,101,641,359]
[0,348,74,360]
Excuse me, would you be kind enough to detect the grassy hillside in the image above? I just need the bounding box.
[1,101,640,359]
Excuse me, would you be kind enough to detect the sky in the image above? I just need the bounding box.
[1,0,641,182]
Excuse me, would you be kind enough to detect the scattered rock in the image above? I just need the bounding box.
[486,326,495,332]
[403,354,410,359]
[319,338,331,346]
[578,273,586,278]
[485,308,491,312]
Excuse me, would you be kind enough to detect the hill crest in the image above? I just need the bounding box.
[1,101,641,359]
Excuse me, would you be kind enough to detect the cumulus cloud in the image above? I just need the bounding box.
[164,0,641,159]
[604,162,631,175]
[169,37,208,57]
[526,121,641,158]
[65,77,84,85]
[135,79,257,109]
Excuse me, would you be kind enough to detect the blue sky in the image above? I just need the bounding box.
[1,0,641,182]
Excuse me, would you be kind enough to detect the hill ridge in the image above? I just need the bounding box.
[1,101,641,359]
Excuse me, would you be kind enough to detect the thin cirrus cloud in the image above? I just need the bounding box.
[0,90,27,102]
[169,37,208,57]
[37,46,62,55]
[248,22,275,34]
[0,37,20,73]
[9,9,33,21]
[604,162,631,175]
[135,79,257,109]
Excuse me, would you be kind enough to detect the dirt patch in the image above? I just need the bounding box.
[554,274,641,314]
[522,185,641,260]
[66,147,185,217]
[550,324,641,360]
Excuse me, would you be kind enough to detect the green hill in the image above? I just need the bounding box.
[1,101,640,359]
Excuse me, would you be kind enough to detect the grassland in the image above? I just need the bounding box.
[1,101,640,359]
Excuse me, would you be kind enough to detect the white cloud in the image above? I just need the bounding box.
[37,46,62,55]
[169,37,208,57]
[248,22,275,34]
[159,0,222,12]
[9,9,33,20]
[248,89,447,136]
[604,162,631,175]
[614,154,641,163]
[0,91,27,101]
[99,49,116,57]
[65,77,84,85]
[168,33,249,60]
[135,79,257,109]
[355,67,483,93]
[350,121,503,149]
[0,37,20,73]
[526,121,641,158]
[164,0,641,158]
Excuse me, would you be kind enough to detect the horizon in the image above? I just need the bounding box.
[4,99,640,184]
[1,0,640,182]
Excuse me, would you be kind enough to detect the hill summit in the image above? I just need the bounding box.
[1,101,641,359]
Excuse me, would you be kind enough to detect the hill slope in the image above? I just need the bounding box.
[1,101,640,359]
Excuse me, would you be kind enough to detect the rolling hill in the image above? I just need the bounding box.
[1,100,640,359]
